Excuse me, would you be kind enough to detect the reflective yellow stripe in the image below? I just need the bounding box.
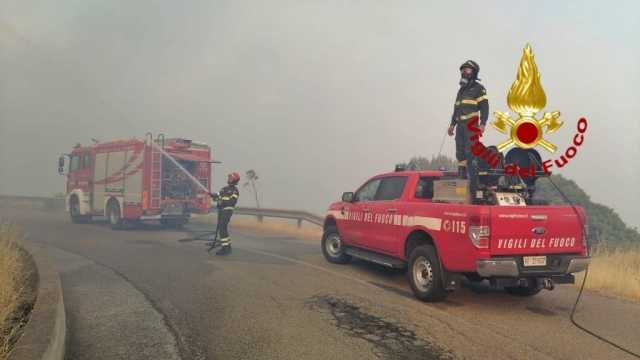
[230,194,239,199]
[460,96,487,105]
[220,197,231,201]
[459,112,479,120]
[455,101,461,105]
[223,206,235,210]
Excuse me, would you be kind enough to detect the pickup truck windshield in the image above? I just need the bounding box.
[355,179,380,202]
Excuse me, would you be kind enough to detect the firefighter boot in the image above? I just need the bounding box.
[216,244,232,256]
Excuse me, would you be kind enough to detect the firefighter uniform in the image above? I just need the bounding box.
[216,184,239,253]
[450,78,489,176]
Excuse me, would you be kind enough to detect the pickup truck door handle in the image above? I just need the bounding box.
[386,208,397,213]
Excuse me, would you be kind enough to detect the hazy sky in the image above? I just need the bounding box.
[1,1,639,227]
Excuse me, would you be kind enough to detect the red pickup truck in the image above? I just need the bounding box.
[321,169,590,301]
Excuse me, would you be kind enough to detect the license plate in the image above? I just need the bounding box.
[523,256,547,267]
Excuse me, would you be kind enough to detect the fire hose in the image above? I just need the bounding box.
[530,157,640,359]
[152,142,222,252]
[544,175,640,359]
[151,142,209,193]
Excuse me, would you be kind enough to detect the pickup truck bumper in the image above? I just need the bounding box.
[477,255,591,278]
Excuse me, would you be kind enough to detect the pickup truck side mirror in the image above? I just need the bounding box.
[58,156,65,175]
[342,192,355,203]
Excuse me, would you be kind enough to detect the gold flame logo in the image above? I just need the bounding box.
[493,44,563,152]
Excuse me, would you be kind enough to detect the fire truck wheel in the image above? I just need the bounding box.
[407,245,448,302]
[321,226,351,264]
[107,200,124,230]
[505,279,542,297]
[69,196,90,224]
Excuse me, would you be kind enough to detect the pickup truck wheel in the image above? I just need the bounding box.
[407,245,447,302]
[321,226,351,264]
[505,279,542,297]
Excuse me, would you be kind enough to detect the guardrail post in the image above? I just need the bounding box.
[257,215,263,223]
[297,219,302,228]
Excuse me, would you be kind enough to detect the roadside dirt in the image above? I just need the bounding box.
[0,239,37,359]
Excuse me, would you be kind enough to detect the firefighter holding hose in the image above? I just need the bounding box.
[210,172,240,255]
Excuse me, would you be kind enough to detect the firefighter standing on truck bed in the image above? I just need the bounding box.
[447,60,489,182]
[210,172,240,256]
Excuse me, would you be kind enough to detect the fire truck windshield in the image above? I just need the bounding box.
[69,155,81,172]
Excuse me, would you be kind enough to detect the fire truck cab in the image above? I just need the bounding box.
[59,136,212,229]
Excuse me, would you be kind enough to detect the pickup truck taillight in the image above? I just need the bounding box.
[575,208,589,255]
[468,215,490,249]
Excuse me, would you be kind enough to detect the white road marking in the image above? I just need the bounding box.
[237,246,375,287]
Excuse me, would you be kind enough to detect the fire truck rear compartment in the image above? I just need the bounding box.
[155,157,203,219]
[161,157,199,200]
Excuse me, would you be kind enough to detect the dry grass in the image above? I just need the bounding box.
[192,214,322,241]
[0,223,31,359]
[575,243,640,302]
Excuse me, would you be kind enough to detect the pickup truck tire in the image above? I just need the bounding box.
[321,226,351,264]
[505,279,542,297]
[407,245,448,302]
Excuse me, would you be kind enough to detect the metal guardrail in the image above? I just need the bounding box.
[0,195,325,228]
[0,195,65,210]
[233,207,324,227]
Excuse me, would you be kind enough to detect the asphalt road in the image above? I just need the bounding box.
[3,207,639,360]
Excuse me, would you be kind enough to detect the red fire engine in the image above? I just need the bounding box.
[58,134,212,229]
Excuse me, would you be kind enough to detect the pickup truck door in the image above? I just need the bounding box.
[335,201,358,244]
[368,176,408,255]
[345,178,382,247]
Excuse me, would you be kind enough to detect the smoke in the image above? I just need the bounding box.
[1,1,639,227]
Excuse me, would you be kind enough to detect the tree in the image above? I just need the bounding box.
[244,169,260,208]
[400,154,457,171]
